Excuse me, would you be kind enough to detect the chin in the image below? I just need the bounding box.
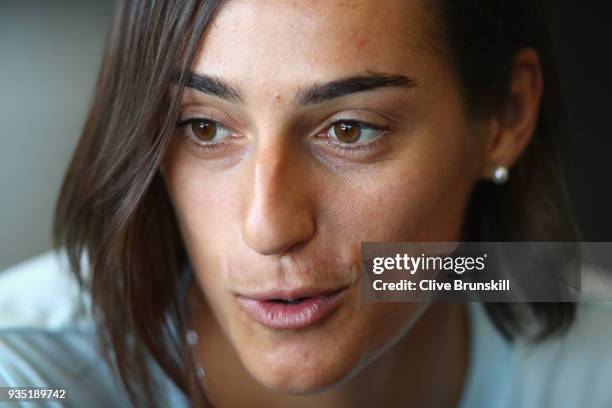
[250,361,356,395]
[237,336,365,394]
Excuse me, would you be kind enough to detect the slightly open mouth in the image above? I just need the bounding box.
[269,297,309,305]
[237,288,348,330]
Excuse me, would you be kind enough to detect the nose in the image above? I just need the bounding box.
[241,143,315,256]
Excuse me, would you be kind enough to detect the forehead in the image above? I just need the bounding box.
[193,0,440,90]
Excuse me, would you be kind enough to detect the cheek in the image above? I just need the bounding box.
[322,141,477,244]
[164,146,239,252]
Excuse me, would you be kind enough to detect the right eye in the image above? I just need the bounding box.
[179,118,233,145]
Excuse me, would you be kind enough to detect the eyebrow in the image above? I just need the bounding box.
[185,71,417,105]
[297,72,417,105]
[186,74,245,104]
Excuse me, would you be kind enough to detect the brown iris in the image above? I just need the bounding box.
[191,120,217,142]
[333,122,361,143]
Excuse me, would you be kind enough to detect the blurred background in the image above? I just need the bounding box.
[0,0,113,271]
[0,0,611,271]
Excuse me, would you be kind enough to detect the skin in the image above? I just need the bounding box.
[163,0,542,406]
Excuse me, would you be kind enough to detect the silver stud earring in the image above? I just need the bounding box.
[492,165,509,185]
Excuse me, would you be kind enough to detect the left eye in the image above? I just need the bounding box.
[181,118,233,144]
[326,121,386,144]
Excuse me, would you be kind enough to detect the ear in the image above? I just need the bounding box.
[481,48,543,181]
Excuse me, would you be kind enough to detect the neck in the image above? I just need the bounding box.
[189,285,469,408]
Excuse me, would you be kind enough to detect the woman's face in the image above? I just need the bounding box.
[165,0,485,393]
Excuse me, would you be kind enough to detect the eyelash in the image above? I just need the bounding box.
[175,117,391,153]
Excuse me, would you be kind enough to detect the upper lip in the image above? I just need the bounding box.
[236,285,349,301]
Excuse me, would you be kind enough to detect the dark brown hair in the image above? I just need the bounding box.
[425,0,580,339]
[54,0,579,406]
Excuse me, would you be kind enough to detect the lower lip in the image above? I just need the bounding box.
[238,290,346,330]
